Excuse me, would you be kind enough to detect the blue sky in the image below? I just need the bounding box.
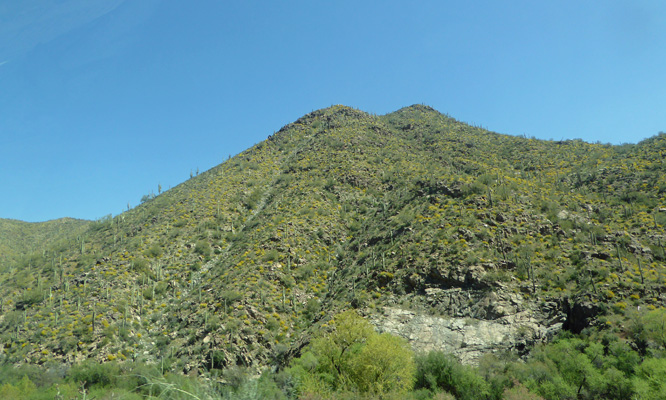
[1,1,665,222]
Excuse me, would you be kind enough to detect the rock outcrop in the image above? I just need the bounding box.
[371,288,565,364]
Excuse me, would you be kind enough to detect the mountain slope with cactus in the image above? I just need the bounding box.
[1,104,666,381]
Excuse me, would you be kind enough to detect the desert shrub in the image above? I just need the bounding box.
[67,360,122,389]
[503,381,545,400]
[221,290,243,306]
[2,310,23,330]
[302,298,320,321]
[414,351,490,400]
[145,244,163,258]
[19,289,43,308]
[131,258,150,274]
[262,249,279,262]
[194,240,211,257]
[218,370,286,400]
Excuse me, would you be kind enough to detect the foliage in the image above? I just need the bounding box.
[414,350,490,400]
[289,310,415,396]
[505,335,639,400]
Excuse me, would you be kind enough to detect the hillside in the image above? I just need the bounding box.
[0,218,91,269]
[1,105,666,397]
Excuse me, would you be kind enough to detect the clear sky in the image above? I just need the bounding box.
[1,1,665,222]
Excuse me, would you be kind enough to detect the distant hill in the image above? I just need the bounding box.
[1,104,665,379]
[0,217,90,267]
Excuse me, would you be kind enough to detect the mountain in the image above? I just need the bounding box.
[1,104,665,382]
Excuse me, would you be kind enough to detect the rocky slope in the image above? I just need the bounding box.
[1,105,665,375]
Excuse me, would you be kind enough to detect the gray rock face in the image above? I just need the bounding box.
[371,288,564,365]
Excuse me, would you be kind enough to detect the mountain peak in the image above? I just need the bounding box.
[389,103,440,116]
[293,104,371,125]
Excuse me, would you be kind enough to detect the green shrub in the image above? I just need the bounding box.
[131,258,149,274]
[414,351,490,400]
[262,249,279,262]
[67,360,122,389]
[194,240,211,257]
[19,289,43,307]
[145,244,163,258]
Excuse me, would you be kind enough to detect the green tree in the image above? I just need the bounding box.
[310,310,374,385]
[289,310,415,396]
[350,332,415,394]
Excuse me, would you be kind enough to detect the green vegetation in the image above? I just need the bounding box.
[1,104,665,398]
[288,310,415,397]
[3,317,666,399]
